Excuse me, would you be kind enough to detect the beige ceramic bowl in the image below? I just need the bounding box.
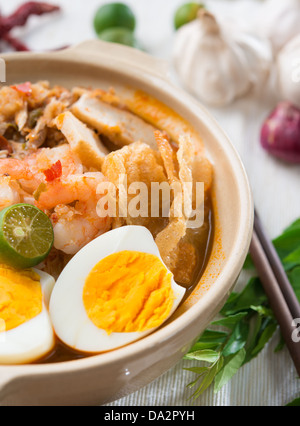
[0,40,253,406]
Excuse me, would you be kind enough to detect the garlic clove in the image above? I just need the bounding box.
[256,0,300,54]
[172,10,273,107]
[277,34,300,109]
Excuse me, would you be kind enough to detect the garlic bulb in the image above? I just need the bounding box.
[257,0,300,53]
[277,34,300,108]
[172,10,273,107]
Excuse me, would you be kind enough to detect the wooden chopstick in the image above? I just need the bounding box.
[254,210,300,321]
[249,214,300,377]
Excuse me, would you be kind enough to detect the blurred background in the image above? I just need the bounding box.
[0,0,299,406]
[0,0,259,54]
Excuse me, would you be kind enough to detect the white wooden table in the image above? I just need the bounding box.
[2,0,299,406]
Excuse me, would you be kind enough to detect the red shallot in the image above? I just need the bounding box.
[260,101,300,163]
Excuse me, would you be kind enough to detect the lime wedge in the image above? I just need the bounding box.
[174,3,205,30]
[97,27,137,47]
[93,3,136,35]
[0,204,54,269]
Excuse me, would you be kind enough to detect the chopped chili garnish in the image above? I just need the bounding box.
[11,81,32,96]
[51,212,59,224]
[43,160,62,182]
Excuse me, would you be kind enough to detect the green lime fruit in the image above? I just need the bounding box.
[0,204,54,270]
[97,26,138,47]
[94,3,136,35]
[174,2,205,30]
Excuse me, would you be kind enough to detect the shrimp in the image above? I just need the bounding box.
[27,144,83,180]
[38,172,112,254]
[51,204,111,255]
[0,176,21,211]
[0,145,111,255]
[0,144,83,194]
[36,172,106,210]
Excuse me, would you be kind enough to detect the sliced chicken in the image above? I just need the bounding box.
[54,111,109,171]
[71,94,158,150]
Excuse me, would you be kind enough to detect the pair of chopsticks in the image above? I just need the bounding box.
[250,209,300,377]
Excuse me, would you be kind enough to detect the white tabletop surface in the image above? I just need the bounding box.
[1,0,300,406]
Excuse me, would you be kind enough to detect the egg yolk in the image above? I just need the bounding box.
[0,265,42,331]
[83,251,174,334]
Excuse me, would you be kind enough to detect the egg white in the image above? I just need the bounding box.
[49,226,186,353]
[0,270,55,365]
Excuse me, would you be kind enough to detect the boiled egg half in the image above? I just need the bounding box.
[49,226,186,353]
[0,267,55,364]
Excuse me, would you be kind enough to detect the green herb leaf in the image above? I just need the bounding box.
[214,348,246,393]
[287,266,300,302]
[184,349,220,363]
[250,305,275,318]
[222,320,249,357]
[186,341,222,351]
[244,312,263,363]
[186,374,207,389]
[184,366,209,375]
[183,216,300,401]
[251,319,277,357]
[190,357,224,400]
[188,330,228,352]
[274,333,285,353]
[212,312,248,330]
[199,329,229,342]
[273,228,300,261]
[284,219,300,234]
[282,247,300,271]
[221,278,267,316]
[286,397,300,406]
[189,340,221,353]
[243,253,255,270]
[243,307,277,363]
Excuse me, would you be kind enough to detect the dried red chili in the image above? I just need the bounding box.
[0,2,61,52]
[43,160,62,182]
[0,2,60,38]
[2,33,30,51]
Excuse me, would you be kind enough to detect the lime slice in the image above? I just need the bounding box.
[93,3,136,35]
[0,204,54,270]
[174,2,205,30]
